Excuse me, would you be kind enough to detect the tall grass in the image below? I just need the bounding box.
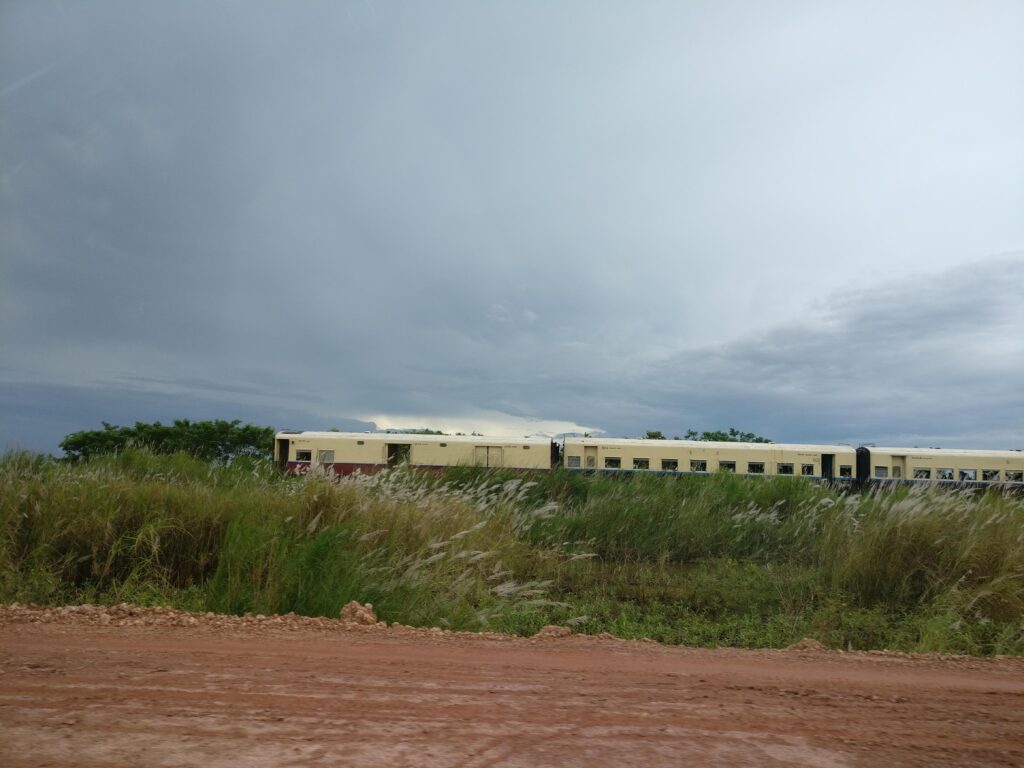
[1,450,1022,654]
[206,468,565,628]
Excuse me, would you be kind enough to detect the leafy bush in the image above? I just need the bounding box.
[60,419,274,462]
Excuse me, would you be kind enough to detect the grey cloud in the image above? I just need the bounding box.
[2,2,1022,452]
[630,256,1024,446]
[0,380,374,455]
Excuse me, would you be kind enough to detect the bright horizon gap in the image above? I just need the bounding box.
[358,412,602,438]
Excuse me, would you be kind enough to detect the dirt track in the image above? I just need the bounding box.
[1,605,1022,767]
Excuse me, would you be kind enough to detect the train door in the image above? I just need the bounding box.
[856,447,872,483]
[387,443,411,466]
[275,439,290,470]
[891,455,906,480]
[584,446,598,469]
[821,454,835,481]
[473,446,504,467]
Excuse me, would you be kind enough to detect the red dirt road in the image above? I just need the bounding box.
[2,606,1022,767]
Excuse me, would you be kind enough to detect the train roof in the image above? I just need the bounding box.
[562,437,856,453]
[276,431,552,447]
[863,446,1024,460]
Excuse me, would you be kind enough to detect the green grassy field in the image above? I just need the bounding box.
[2,449,1022,655]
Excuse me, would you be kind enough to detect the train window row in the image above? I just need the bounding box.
[294,442,530,462]
[288,443,1021,483]
[565,457,853,477]
[881,467,1023,481]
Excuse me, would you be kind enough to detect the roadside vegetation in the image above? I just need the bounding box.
[2,449,1022,655]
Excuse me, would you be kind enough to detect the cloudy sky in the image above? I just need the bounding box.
[2,1,1022,454]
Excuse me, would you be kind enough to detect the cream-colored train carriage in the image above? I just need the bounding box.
[274,431,557,474]
[562,437,857,480]
[856,446,1024,485]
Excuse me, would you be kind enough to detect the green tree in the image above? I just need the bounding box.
[60,419,275,462]
[683,427,772,443]
[646,428,771,442]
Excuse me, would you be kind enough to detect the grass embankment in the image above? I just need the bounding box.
[1,450,1022,655]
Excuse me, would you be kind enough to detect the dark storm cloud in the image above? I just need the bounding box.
[0,381,373,455]
[626,255,1024,447]
[2,2,618,375]
[2,2,1022,452]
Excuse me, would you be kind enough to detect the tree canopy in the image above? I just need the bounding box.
[643,428,772,443]
[60,419,275,462]
[684,427,772,443]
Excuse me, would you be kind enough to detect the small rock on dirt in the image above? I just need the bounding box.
[786,637,828,652]
[340,601,378,625]
[533,625,572,639]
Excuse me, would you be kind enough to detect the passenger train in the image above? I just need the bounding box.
[274,431,1024,488]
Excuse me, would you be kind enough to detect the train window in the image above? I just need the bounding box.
[566,455,581,468]
[317,450,334,464]
[690,460,707,472]
[982,469,1000,481]
[874,466,888,478]
[913,468,931,479]
[801,464,814,476]
[959,469,977,481]
[777,463,794,475]
[661,459,678,471]
[1006,470,1023,482]
[839,465,852,477]
[440,443,447,447]
[604,457,621,469]
[357,440,365,445]
[719,461,735,473]
[937,468,954,480]
[296,450,312,461]
[633,458,650,470]
[586,455,596,468]
[747,462,765,474]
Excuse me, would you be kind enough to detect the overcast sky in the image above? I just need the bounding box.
[2,1,1022,454]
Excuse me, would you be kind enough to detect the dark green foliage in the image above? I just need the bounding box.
[60,419,274,462]
[683,427,773,443]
